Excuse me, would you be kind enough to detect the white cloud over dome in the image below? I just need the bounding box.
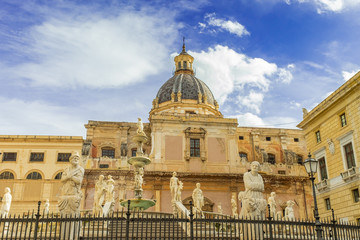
[284,0,360,13]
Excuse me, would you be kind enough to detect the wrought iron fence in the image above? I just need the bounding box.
[0,201,359,240]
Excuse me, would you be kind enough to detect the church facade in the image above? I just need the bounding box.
[0,45,313,219]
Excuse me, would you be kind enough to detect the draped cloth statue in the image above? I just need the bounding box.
[58,152,84,240]
[268,192,277,218]
[285,200,295,221]
[231,195,238,217]
[44,199,50,215]
[242,161,266,239]
[93,175,106,216]
[103,175,115,216]
[1,187,12,218]
[192,183,204,216]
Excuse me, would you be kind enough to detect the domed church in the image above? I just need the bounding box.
[0,44,314,218]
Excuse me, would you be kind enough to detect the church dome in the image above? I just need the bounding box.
[156,74,216,106]
[150,42,221,117]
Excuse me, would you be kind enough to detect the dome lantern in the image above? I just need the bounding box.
[174,38,194,75]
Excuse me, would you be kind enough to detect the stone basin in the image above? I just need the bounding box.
[128,156,151,168]
[120,199,156,211]
[132,134,148,143]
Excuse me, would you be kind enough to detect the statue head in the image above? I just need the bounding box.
[271,192,276,197]
[70,152,80,166]
[250,161,260,173]
[99,175,104,181]
[172,172,177,177]
[287,200,294,207]
[4,187,10,194]
[196,183,200,188]
[138,118,141,122]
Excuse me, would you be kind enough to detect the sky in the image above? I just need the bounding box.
[0,0,359,137]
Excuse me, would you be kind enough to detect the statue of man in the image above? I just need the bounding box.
[175,181,183,202]
[58,152,84,216]
[285,200,295,221]
[137,118,145,135]
[93,175,106,215]
[217,202,223,214]
[105,175,115,203]
[242,161,267,219]
[268,192,277,218]
[231,195,238,216]
[192,183,204,213]
[170,172,179,201]
[1,187,12,218]
[134,167,144,190]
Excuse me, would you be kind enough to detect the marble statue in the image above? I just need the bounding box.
[44,199,50,215]
[93,175,106,215]
[58,152,84,216]
[238,191,245,218]
[268,192,277,218]
[302,108,308,118]
[134,168,144,190]
[242,161,267,219]
[327,138,335,155]
[170,172,179,202]
[175,181,183,202]
[103,175,116,216]
[231,195,238,216]
[192,183,204,213]
[57,152,84,240]
[1,187,12,218]
[285,200,295,221]
[137,118,145,135]
[217,202,223,214]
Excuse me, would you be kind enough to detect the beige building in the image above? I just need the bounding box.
[0,135,83,213]
[1,44,313,219]
[297,71,360,223]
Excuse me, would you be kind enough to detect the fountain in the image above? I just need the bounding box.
[119,118,156,211]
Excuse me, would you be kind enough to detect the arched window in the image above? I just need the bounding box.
[0,171,14,179]
[183,61,187,69]
[54,172,63,180]
[26,171,42,180]
[268,154,276,164]
[239,152,247,160]
[102,147,115,158]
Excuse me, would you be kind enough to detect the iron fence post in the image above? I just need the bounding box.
[331,209,337,240]
[126,200,131,240]
[267,204,274,240]
[33,201,41,240]
[189,201,194,240]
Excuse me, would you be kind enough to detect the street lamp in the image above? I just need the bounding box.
[304,153,323,240]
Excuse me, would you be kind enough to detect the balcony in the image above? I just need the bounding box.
[340,167,359,182]
[315,179,329,192]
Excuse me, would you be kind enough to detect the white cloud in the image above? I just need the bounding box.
[0,97,85,136]
[285,0,360,13]
[1,8,179,88]
[233,113,266,127]
[342,70,358,81]
[277,64,295,84]
[200,13,250,37]
[189,45,292,113]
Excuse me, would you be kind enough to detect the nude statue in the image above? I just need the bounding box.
[1,187,12,218]
[285,200,295,221]
[93,175,106,215]
[105,175,115,203]
[175,181,183,202]
[134,168,144,190]
[44,199,50,215]
[170,172,179,202]
[242,161,267,219]
[58,152,84,216]
[192,183,204,213]
[268,192,277,218]
[137,118,145,135]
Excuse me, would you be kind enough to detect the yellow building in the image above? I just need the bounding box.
[1,44,313,219]
[297,71,360,223]
[0,135,83,213]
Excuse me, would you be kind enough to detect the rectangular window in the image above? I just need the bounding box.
[2,152,17,161]
[297,155,303,165]
[340,113,347,127]
[318,157,328,180]
[102,148,115,158]
[344,142,356,169]
[30,152,44,162]
[266,137,271,141]
[294,138,299,142]
[239,136,244,140]
[131,149,137,157]
[352,189,360,203]
[239,152,247,159]
[99,164,109,169]
[267,154,276,164]
[57,153,71,162]
[190,138,200,157]
[315,131,321,143]
[325,198,331,210]
[278,170,286,175]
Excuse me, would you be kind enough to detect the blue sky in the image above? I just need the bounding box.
[0,0,359,137]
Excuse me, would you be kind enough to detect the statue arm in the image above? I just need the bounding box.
[244,173,264,191]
